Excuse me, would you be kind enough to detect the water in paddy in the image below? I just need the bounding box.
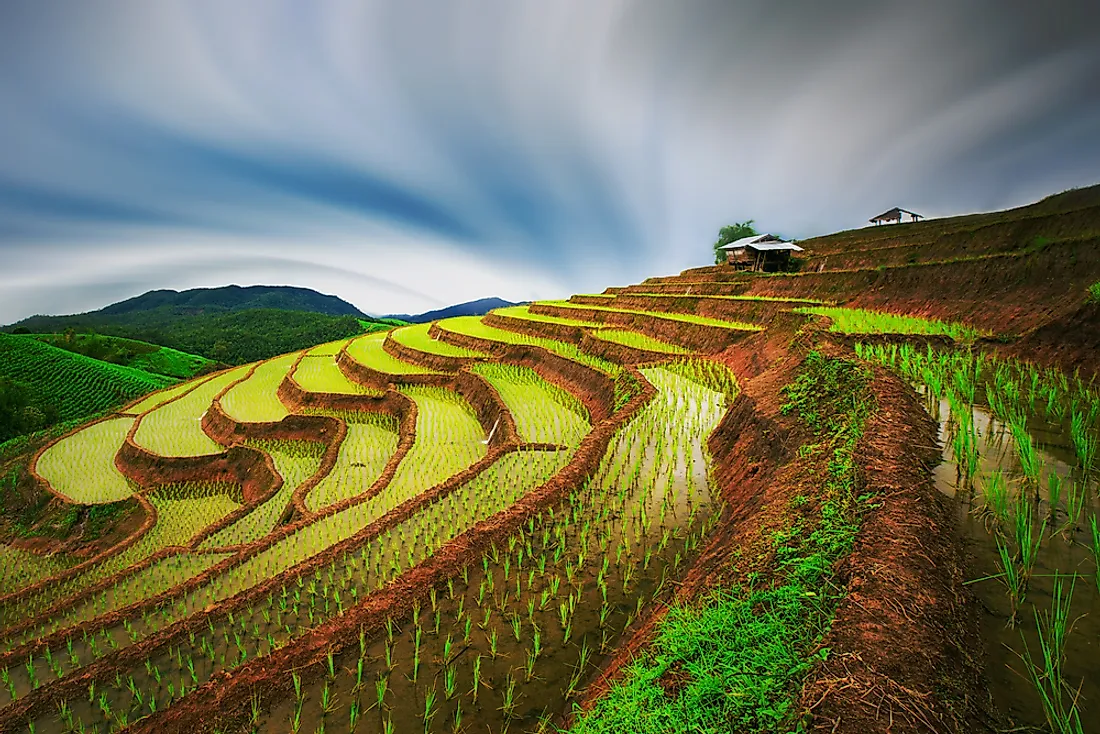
[4,369,731,733]
[921,389,1100,731]
[255,369,728,734]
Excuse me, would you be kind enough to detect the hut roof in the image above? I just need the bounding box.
[747,241,803,252]
[870,207,921,222]
[719,234,783,250]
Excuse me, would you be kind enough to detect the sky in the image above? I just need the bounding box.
[2,1,1099,323]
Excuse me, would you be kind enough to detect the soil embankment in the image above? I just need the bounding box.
[797,362,1000,733]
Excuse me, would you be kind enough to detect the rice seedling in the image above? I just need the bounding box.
[220,353,299,423]
[390,322,489,359]
[980,470,1011,531]
[374,674,388,711]
[1016,574,1084,734]
[537,300,762,332]
[293,340,384,396]
[34,417,138,504]
[344,331,444,376]
[472,362,591,445]
[800,306,985,341]
[1090,516,1100,594]
[1061,481,1087,542]
[421,685,437,732]
[500,672,517,719]
[1009,418,1042,492]
[589,328,691,354]
[133,365,251,456]
[435,316,621,375]
[1069,407,1097,474]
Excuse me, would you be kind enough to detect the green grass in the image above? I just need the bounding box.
[795,306,987,341]
[575,352,873,733]
[538,300,763,331]
[471,363,590,445]
[591,329,690,354]
[358,318,403,333]
[28,333,217,379]
[436,316,622,376]
[35,417,138,504]
[0,333,175,443]
[1088,281,1100,303]
[390,322,489,358]
[344,332,444,375]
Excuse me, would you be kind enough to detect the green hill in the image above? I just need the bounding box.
[28,333,217,379]
[6,285,401,364]
[0,333,175,443]
[8,308,393,365]
[94,284,367,317]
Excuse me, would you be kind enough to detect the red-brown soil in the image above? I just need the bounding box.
[430,321,617,422]
[572,334,1001,734]
[383,329,485,372]
[527,301,752,353]
[481,311,676,365]
[0,340,629,731]
[570,292,795,325]
[796,361,1000,734]
[122,369,657,734]
[1005,300,1100,379]
[7,185,1098,733]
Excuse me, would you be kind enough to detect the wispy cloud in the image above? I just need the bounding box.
[1,0,1098,323]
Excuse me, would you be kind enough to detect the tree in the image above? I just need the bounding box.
[713,220,757,264]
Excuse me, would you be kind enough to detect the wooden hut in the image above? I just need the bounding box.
[719,234,804,272]
[870,207,923,225]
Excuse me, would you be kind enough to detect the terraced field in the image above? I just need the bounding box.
[4,216,1100,734]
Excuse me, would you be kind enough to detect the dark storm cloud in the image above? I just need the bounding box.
[1,0,1098,322]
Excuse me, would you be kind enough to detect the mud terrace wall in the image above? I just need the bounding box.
[483,312,675,366]
[430,321,616,423]
[126,368,657,734]
[383,330,483,372]
[527,302,750,353]
[571,293,791,325]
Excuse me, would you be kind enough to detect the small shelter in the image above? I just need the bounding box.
[719,234,804,272]
[870,207,923,225]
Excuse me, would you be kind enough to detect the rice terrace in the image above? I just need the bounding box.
[0,183,1098,734]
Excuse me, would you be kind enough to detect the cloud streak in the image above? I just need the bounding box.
[1,0,1098,323]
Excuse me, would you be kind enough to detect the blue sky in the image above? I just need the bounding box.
[2,0,1099,323]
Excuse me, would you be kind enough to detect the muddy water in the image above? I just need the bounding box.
[256,444,718,734]
[255,371,728,734]
[922,390,1100,730]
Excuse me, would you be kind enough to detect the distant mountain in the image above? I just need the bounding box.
[5,286,397,365]
[386,297,518,324]
[97,284,366,317]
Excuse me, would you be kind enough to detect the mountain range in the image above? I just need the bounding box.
[385,297,518,324]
